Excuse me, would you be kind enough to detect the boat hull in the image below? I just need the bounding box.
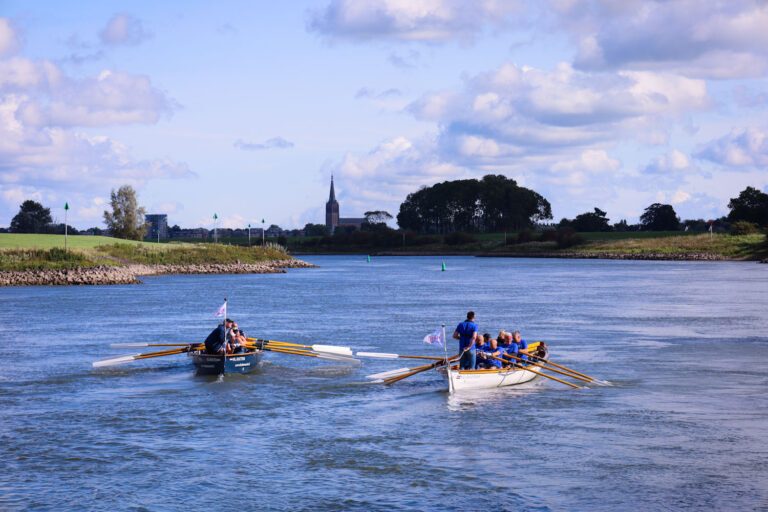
[190,351,263,375]
[440,353,549,393]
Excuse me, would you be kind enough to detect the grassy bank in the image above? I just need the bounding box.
[292,232,768,260]
[0,234,292,271]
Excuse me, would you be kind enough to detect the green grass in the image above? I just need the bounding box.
[0,234,163,249]
[572,233,767,258]
[0,234,293,271]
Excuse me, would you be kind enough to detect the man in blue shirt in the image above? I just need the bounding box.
[453,311,478,370]
[204,318,234,354]
[505,330,529,365]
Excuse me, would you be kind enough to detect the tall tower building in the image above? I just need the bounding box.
[325,175,339,231]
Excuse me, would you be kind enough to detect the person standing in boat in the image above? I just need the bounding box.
[205,318,234,355]
[453,311,479,370]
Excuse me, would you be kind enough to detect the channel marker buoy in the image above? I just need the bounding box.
[441,261,446,271]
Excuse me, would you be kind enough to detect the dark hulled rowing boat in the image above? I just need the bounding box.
[190,350,263,375]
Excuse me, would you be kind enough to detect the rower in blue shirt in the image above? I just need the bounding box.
[453,311,478,370]
[483,335,503,369]
[506,330,529,365]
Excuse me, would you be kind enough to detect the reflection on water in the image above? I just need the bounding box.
[1,256,767,510]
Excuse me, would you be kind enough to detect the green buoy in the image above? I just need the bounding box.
[441,261,446,271]
[367,255,371,263]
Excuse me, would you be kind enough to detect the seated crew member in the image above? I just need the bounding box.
[205,318,234,355]
[453,311,478,370]
[504,330,529,366]
[475,333,491,368]
[228,323,248,354]
[480,333,504,369]
[512,330,529,363]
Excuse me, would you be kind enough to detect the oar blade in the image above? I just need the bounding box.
[311,344,353,356]
[356,351,399,359]
[92,354,139,368]
[366,367,413,380]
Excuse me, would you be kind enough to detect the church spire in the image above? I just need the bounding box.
[329,174,336,202]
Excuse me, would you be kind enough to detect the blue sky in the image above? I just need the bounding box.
[1,1,767,229]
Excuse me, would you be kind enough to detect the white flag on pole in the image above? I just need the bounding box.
[213,301,227,318]
[423,327,444,347]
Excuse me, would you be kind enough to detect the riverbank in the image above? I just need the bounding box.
[0,234,315,286]
[0,260,315,286]
[296,233,768,261]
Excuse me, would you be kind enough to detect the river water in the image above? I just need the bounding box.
[1,256,767,511]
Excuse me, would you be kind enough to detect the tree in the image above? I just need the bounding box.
[640,203,680,231]
[570,208,611,232]
[396,175,552,233]
[727,186,768,226]
[103,185,147,240]
[10,200,52,233]
[303,223,329,236]
[364,210,393,224]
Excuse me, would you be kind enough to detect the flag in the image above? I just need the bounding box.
[423,327,444,347]
[213,300,227,318]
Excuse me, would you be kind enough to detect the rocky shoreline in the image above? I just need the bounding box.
[0,259,316,286]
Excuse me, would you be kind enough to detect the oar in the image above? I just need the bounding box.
[111,343,202,348]
[382,359,449,385]
[93,346,191,367]
[365,367,414,380]
[248,338,354,357]
[356,351,446,361]
[526,353,607,384]
[490,355,580,389]
[249,344,359,363]
[496,354,594,384]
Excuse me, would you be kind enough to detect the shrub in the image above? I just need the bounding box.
[730,221,760,235]
[444,232,477,245]
[556,227,585,248]
[517,229,534,244]
[540,229,558,242]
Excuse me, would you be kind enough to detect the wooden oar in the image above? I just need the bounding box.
[490,355,580,389]
[248,344,358,363]
[497,354,594,384]
[248,338,354,357]
[93,346,192,367]
[526,353,604,383]
[382,359,448,385]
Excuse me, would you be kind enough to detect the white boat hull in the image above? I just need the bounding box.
[439,364,542,393]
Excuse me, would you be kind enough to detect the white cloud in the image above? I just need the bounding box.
[308,0,522,42]
[565,0,768,78]
[99,14,152,46]
[695,127,768,168]
[234,137,294,151]
[0,18,21,58]
[643,149,692,174]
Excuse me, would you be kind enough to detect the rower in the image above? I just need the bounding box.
[228,323,248,354]
[504,330,529,365]
[453,311,478,370]
[205,318,234,355]
[474,333,490,368]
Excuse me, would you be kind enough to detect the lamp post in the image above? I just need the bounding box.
[64,202,69,251]
[213,213,218,243]
[261,218,265,246]
[248,223,251,246]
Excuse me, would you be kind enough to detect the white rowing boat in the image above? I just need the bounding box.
[438,343,548,393]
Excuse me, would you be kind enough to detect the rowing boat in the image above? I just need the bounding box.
[189,350,263,375]
[438,343,547,393]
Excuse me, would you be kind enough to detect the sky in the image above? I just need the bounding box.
[1,0,767,230]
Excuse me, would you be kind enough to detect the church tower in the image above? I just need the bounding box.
[325,175,339,232]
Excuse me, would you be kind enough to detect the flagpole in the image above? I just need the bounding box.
[442,323,454,393]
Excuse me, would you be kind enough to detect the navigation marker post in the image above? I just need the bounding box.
[64,202,69,252]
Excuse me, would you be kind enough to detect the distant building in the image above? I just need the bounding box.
[145,214,168,241]
[325,175,365,233]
